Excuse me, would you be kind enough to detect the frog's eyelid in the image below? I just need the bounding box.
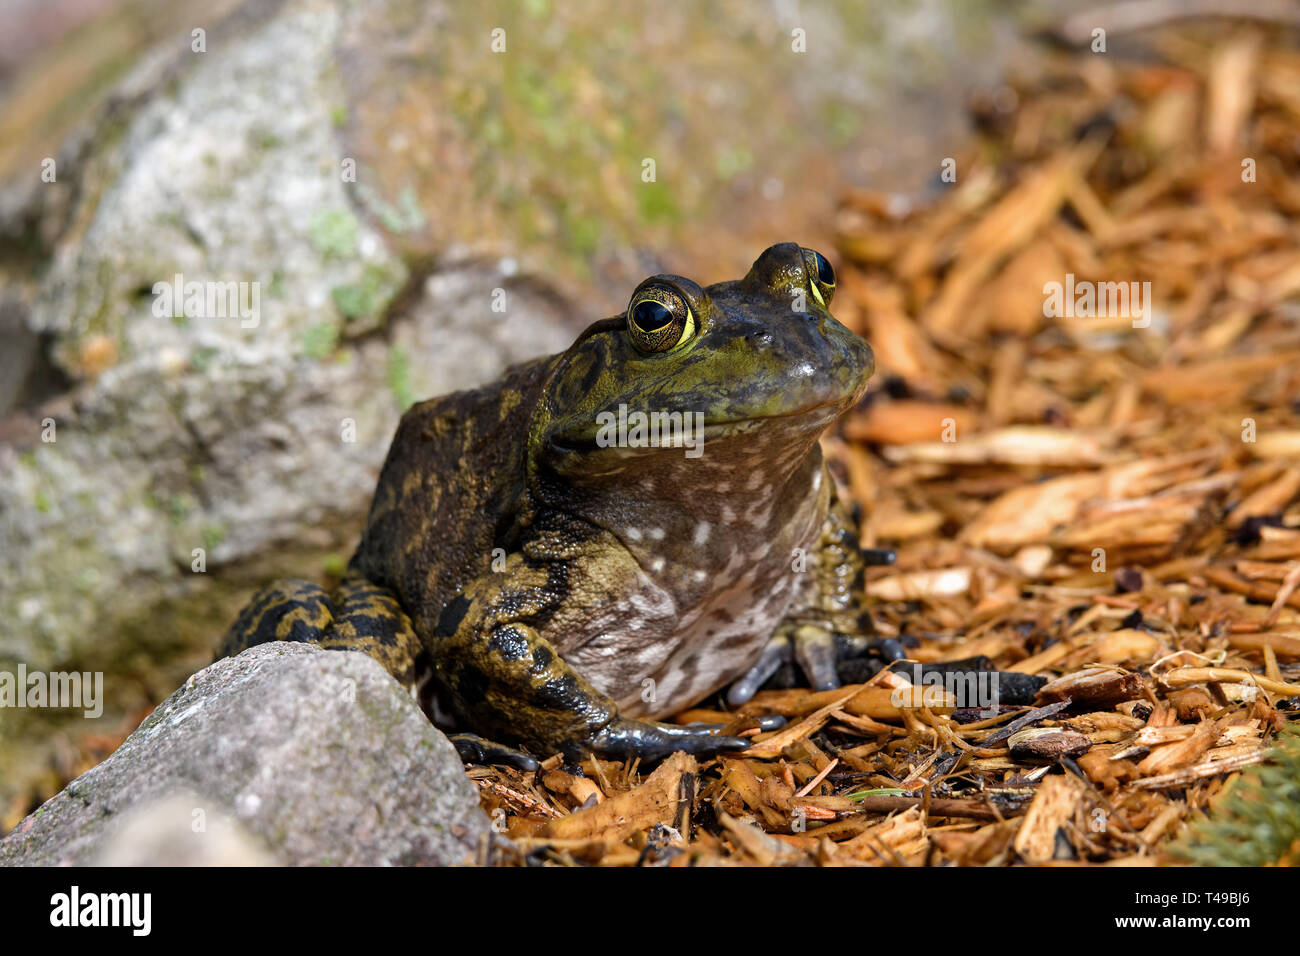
[632,275,709,313]
[808,282,826,308]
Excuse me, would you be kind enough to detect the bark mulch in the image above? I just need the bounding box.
[474,23,1300,867]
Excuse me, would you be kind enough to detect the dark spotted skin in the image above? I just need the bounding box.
[225,575,421,686]
[220,242,888,762]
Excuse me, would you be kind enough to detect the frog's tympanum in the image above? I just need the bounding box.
[221,243,895,765]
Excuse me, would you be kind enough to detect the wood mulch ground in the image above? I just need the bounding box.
[474,24,1300,867]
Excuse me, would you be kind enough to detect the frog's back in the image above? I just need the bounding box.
[350,356,552,635]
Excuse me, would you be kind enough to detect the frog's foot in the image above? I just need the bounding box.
[726,625,910,707]
[449,733,540,772]
[586,717,751,762]
[836,632,908,665]
[726,623,842,707]
[830,633,909,685]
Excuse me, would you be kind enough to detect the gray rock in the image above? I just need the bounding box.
[0,0,575,807]
[94,792,276,867]
[0,643,492,866]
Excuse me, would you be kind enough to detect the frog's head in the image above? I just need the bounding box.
[531,242,873,485]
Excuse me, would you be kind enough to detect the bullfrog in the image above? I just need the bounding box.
[220,242,895,765]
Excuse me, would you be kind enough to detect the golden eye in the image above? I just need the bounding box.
[627,285,696,353]
[802,248,836,308]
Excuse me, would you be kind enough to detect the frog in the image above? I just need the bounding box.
[219,242,897,766]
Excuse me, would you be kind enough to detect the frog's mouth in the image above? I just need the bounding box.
[702,401,843,438]
[545,400,844,460]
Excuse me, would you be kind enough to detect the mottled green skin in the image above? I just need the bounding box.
[221,243,878,761]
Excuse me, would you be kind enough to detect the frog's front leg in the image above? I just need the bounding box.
[433,557,750,762]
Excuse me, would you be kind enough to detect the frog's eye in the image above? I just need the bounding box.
[626,285,696,353]
[802,248,836,308]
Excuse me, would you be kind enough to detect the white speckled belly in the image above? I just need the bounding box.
[559,501,823,718]
[623,556,808,718]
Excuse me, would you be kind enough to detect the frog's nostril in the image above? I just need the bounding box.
[748,331,774,348]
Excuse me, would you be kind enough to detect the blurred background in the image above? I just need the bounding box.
[2,0,1298,845]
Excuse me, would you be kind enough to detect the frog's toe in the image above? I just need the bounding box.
[449,733,540,771]
[725,634,792,707]
[836,631,908,664]
[867,636,908,662]
[588,718,750,762]
[677,714,787,733]
[792,624,840,692]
